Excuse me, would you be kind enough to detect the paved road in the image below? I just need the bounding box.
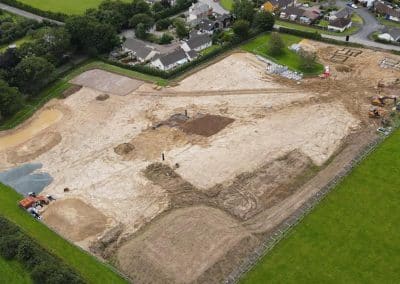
[0,3,63,25]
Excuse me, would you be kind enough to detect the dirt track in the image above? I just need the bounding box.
[0,45,399,283]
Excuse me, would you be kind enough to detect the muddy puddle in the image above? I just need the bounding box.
[0,109,63,151]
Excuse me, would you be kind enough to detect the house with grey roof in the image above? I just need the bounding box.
[150,48,188,71]
[181,33,212,52]
[187,2,211,26]
[328,17,352,32]
[375,1,400,22]
[378,27,400,42]
[122,38,159,63]
[329,7,353,21]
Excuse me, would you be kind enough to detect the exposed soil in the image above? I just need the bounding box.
[42,198,108,242]
[1,45,398,284]
[96,94,110,101]
[114,143,134,155]
[179,114,235,137]
[60,84,82,99]
[116,206,256,284]
[7,132,62,163]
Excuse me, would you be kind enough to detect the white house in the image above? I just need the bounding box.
[150,48,188,71]
[378,28,400,42]
[328,17,352,32]
[122,38,159,62]
[181,33,212,52]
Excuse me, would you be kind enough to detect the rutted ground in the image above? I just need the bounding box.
[0,46,398,283]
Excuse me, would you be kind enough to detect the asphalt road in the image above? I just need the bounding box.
[0,3,63,25]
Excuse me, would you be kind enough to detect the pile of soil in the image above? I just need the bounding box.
[180,115,234,137]
[60,85,82,99]
[96,94,110,101]
[153,113,189,129]
[114,143,135,155]
[335,65,352,73]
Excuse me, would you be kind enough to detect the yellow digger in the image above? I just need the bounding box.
[371,95,398,107]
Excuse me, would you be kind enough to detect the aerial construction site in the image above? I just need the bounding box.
[0,40,399,283]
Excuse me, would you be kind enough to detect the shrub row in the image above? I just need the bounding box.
[278,26,322,40]
[0,217,83,284]
[0,0,67,22]
[154,0,193,20]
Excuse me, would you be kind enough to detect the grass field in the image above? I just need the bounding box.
[241,33,324,75]
[242,129,400,283]
[16,0,129,14]
[0,183,128,284]
[220,0,233,11]
[0,60,168,131]
[0,257,32,284]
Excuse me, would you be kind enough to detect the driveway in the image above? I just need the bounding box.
[0,3,63,25]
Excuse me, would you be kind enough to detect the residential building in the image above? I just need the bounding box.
[181,33,212,52]
[375,1,400,22]
[328,17,352,32]
[280,5,321,24]
[261,0,295,12]
[328,7,353,21]
[151,48,188,70]
[122,38,159,62]
[187,2,212,26]
[378,27,400,42]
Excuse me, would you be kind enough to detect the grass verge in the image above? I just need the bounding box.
[15,0,130,14]
[0,59,168,131]
[0,183,128,284]
[220,0,233,11]
[241,33,324,75]
[242,129,400,283]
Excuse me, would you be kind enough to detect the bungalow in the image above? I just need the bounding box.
[378,27,400,42]
[328,17,352,32]
[150,48,188,71]
[187,2,212,26]
[326,7,353,21]
[181,33,212,52]
[280,5,321,24]
[122,38,159,62]
[375,1,400,22]
[280,6,305,21]
[261,0,294,12]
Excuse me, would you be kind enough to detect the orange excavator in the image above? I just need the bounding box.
[371,95,398,107]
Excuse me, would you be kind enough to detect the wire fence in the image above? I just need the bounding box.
[224,131,390,284]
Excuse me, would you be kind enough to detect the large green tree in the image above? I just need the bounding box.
[267,32,285,56]
[253,11,275,31]
[66,16,120,54]
[0,79,23,119]
[232,19,250,40]
[173,18,189,39]
[12,56,55,94]
[129,13,155,29]
[232,0,255,24]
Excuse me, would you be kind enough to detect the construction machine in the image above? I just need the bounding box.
[369,107,384,118]
[371,95,398,107]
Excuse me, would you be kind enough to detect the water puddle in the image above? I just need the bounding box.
[0,109,63,151]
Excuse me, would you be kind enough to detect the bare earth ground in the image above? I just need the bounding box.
[0,45,399,283]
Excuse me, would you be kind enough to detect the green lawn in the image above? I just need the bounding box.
[0,257,32,284]
[0,35,33,52]
[0,183,128,284]
[0,60,168,130]
[241,33,324,75]
[378,17,400,28]
[242,129,400,283]
[16,0,129,14]
[220,0,233,11]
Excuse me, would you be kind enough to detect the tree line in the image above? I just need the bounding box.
[0,0,193,121]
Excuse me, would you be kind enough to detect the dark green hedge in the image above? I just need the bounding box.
[278,27,322,40]
[0,217,83,284]
[0,0,67,22]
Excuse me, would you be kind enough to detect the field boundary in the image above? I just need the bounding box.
[225,130,392,284]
